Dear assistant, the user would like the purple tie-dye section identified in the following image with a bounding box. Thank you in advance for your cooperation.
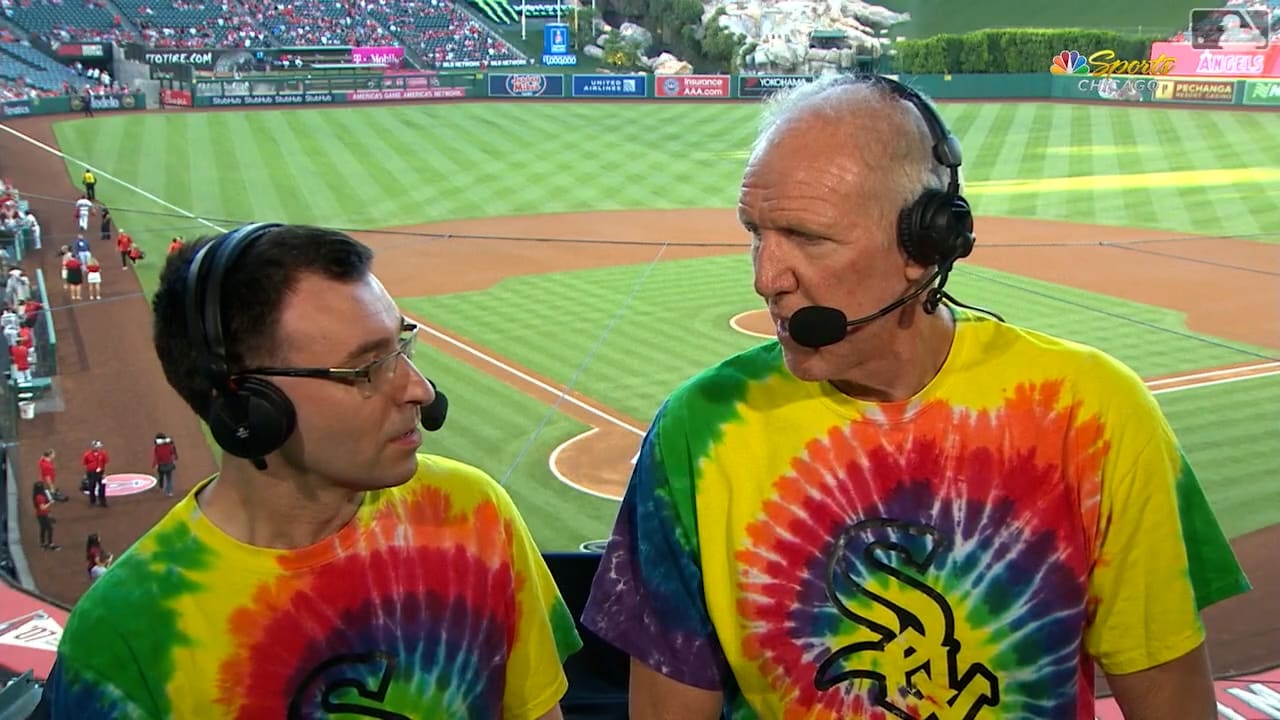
[582,425,731,691]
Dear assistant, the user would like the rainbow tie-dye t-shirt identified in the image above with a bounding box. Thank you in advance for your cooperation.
[45,454,582,719]
[583,310,1250,720]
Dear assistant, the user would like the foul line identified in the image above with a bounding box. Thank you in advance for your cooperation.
[0,122,648,439]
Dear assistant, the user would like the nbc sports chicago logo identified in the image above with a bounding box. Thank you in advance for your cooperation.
[1050,49,1176,76]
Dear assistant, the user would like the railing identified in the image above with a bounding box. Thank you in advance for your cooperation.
[32,269,55,378]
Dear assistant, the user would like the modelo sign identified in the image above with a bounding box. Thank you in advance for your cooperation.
[655,74,729,98]
[1148,41,1280,77]
[488,73,565,97]
[738,74,816,98]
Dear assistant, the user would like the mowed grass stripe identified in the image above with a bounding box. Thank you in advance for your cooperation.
[1087,108,1133,222]
[254,113,323,223]
[974,103,1041,218]
[278,110,347,225]
[1157,374,1280,538]
[1159,110,1229,232]
[402,254,760,420]
[1187,110,1256,234]
[1208,112,1277,236]
[323,111,419,228]
[186,115,225,223]
[158,117,192,223]
[1036,104,1073,219]
[951,265,1270,373]
[225,112,285,221]
[1111,108,1191,231]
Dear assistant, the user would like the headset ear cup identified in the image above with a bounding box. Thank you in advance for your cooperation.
[899,190,975,267]
[206,378,297,460]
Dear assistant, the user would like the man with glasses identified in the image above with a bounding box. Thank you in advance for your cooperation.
[41,224,582,720]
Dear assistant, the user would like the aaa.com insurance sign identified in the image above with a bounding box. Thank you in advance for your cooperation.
[655,74,730,98]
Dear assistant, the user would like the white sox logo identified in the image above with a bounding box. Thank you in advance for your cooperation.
[816,519,1000,720]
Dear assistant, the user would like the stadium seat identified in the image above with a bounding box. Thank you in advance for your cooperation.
[542,551,629,720]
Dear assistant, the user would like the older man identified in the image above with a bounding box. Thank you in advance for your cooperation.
[582,73,1249,720]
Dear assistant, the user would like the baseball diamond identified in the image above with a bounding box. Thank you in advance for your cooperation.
[1,24,1278,714]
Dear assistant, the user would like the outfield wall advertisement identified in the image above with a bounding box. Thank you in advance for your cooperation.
[571,74,648,98]
[655,74,730,98]
[1243,79,1280,106]
[1149,41,1280,78]
[1,92,146,117]
[488,74,566,98]
[36,72,1280,114]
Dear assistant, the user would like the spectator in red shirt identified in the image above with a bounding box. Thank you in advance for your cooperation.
[152,432,178,497]
[87,533,113,581]
[82,440,109,507]
[39,448,56,490]
[86,255,103,301]
[33,482,59,550]
[10,341,31,383]
[116,229,134,270]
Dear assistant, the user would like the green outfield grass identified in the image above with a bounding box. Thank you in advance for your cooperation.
[49,100,1280,550]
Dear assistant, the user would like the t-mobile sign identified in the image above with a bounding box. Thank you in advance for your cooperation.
[352,46,405,68]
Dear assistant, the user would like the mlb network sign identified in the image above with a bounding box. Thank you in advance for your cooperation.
[1244,79,1280,105]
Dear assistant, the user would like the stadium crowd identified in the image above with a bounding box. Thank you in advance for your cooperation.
[1,0,527,69]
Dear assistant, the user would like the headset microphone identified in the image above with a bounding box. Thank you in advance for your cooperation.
[421,379,448,431]
[787,270,941,349]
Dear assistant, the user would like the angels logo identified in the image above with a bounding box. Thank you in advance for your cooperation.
[102,473,158,497]
[505,74,548,96]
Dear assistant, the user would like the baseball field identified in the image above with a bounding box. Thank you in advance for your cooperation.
[3,95,1277,676]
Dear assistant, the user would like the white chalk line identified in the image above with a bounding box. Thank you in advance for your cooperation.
[728,309,773,339]
[1150,368,1280,395]
[1145,360,1280,387]
[0,122,648,441]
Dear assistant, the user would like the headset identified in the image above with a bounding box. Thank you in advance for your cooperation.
[184,222,446,467]
[185,222,295,464]
[873,77,974,275]
[853,73,999,319]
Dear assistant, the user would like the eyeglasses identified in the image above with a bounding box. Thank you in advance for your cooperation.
[237,322,420,398]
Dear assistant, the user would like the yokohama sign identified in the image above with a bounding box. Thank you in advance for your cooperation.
[1149,42,1280,78]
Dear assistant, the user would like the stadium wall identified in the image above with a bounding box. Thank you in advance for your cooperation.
[170,72,1280,107]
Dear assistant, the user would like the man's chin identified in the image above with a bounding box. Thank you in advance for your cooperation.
[779,345,831,383]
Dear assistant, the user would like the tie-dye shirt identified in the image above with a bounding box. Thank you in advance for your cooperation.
[46,454,582,719]
[583,310,1249,720]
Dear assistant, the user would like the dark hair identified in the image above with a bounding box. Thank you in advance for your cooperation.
[151,224,374,420]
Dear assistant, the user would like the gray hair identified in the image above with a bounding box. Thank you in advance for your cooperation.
[749,72,959,217]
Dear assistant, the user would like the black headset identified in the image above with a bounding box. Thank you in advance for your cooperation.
[184,222,447,467]
[185,222,297,463]
[857,74,975,271]
[843,73,1001,320]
